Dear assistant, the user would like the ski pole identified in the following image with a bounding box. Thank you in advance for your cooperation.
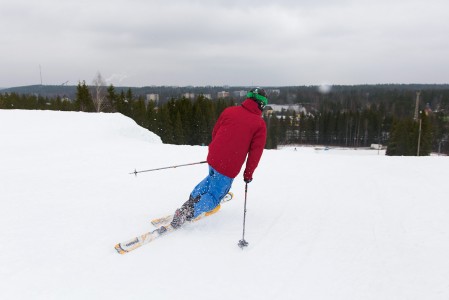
[238,182,249,249]
[130,161,207,176]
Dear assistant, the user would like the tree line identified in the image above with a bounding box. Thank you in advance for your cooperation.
[1,81,448,155]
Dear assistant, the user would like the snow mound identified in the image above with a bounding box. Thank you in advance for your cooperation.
[0,109,162,145]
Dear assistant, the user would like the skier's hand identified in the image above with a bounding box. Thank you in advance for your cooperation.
[244,178,252,183]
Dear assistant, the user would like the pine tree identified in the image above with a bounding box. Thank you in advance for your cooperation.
[418,111,432,156]
[177,97,193,144]
[116,90,132,117]
[173,111,185,144]
[191,101,204,145]
[146,100,158,134]
[265,113,279,149]
[386,116,432,156]
[132,97,147,128]
[157,106,174,144]
[75,81,93,112]
[106,85,117,112]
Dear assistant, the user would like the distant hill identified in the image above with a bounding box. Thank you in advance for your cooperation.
[0,84,254,102]
[1,85,78,99]
[2,83,449,105]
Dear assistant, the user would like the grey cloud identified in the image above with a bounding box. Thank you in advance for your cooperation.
[1,0,449,87]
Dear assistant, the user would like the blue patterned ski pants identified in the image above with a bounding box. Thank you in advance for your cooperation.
[190,165,233,218]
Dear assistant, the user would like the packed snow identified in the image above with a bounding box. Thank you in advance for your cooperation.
[1,109,449,300]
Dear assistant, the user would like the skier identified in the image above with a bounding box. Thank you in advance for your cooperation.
[170,87,268,228]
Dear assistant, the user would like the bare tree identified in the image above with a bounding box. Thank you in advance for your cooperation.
[92,72,108,112]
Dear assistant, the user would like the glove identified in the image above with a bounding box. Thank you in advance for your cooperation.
[244,178,252,183]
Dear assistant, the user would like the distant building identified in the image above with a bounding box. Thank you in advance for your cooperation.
[424,102,432,116]
[267,89,281,96]
[146,94,159,106]
[217,91,230,98]
[265,104,307,115]
[370,144,383,150]
[183,93,195,100]
[146,94,159,101]
[233,90,247,98]
[201,94,212,99]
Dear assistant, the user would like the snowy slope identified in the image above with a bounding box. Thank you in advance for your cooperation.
[1,109,449,300]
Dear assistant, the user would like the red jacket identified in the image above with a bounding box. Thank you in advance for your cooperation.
[207,99,267,180]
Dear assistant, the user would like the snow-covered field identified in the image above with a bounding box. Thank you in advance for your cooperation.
[1,109,449,300]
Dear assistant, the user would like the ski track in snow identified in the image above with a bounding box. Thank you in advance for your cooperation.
[1,110,449,300]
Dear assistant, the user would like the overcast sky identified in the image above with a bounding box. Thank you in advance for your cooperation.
[1,0,448,88]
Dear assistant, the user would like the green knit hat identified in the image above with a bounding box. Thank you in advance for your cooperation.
[247,87,268,110]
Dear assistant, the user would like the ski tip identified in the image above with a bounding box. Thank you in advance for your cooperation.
[114,243,128,255]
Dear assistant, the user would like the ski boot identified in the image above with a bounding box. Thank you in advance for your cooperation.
[170,196,199,229]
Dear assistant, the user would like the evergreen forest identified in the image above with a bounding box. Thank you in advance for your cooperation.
[1,82,449,156]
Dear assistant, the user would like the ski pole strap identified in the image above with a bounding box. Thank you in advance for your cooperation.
[130,161,207,176]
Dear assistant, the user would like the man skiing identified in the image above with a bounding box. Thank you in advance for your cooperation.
[170,87,268,228]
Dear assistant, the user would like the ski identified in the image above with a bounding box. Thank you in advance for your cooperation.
[115,192,234,254]
[150,192,233,227]
[115,225,175,254]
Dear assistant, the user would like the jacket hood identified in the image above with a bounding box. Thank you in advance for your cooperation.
[241,98,263,115]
